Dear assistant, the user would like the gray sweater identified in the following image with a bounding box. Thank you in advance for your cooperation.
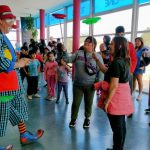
[67,50,104,86]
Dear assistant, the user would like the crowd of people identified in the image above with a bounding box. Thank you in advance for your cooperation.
[0,4,150,150]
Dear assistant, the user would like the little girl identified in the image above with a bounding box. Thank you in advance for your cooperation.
[56,58,71,104]
[44,52,58,100]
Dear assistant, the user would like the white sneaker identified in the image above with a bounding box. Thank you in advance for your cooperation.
[33,93,41,98]
[27,95,32,100]
[50,97,56,101]
[45,95,51,100]
[136,93,142,101]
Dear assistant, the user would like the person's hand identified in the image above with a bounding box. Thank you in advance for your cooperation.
[104,101,109,113]
[15,58,30,68]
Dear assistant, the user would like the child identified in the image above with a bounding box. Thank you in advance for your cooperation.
[19,46,30,82]
[56,58,71,104]
[26,50,41,100]
[44,52,58,100]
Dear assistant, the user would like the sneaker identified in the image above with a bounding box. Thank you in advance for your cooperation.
[33,93,41,98]
[45,95,51,100]
[83,118,90,128]
[145,108,150,113]
[27,95,32,100]
[136,93,142,101]
[69,119,76,128]
[20,129,44,145]
[0,145,13,150]
[50,97,56,101]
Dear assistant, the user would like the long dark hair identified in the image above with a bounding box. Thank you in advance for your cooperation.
[113,36,130,65]
[57,43,64,53]
[103,35,111,50]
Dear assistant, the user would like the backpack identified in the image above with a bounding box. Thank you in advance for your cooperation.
[140,46,150,67]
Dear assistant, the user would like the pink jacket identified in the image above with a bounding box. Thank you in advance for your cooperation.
[94,81,134,115]
[44,61,58,80]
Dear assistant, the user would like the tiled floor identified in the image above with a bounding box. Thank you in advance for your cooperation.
[0,75,150,150]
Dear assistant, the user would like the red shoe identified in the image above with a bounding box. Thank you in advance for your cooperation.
[0,144,13,150]
[20,129,44,145]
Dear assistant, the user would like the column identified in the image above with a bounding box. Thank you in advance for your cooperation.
[72,0,80,52]
[131,0,139,43]
[40,9,45,40]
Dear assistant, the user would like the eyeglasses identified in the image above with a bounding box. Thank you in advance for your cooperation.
[5,19,15,25]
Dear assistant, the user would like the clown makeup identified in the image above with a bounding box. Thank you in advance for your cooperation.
[0,18,15,34]
[5,18,15,25]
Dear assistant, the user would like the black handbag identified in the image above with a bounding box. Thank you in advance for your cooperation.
[84,51,97,76]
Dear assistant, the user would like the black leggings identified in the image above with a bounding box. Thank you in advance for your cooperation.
[107,114,126,150]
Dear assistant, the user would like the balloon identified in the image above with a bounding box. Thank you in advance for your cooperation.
[52,13,66,19]
[82,17,101,25]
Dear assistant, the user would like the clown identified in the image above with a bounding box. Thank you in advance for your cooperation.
[0,5,44,150]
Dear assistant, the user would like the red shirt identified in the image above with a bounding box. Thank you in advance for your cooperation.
[128,42,137,73]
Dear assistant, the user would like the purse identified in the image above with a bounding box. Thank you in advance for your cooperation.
[84,51,97,76]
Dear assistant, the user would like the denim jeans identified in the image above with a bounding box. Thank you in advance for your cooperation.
[107,114,126,150]
[57,82,68,101]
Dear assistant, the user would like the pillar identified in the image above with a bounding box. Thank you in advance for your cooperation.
[40,9,45,40]
[72,0,80,52]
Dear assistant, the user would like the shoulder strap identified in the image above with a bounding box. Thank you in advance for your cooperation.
[3,34,16,62]
[84,50,87,62]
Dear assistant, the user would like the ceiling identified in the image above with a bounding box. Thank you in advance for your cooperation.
[0,0,72,17]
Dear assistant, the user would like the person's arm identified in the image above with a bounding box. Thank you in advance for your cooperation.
[104,77,119,112]
[44,63,48,81]
[61,59,72,72]
[64,52,78,63]
[92,52,108,73]
[128,42,137,73]
[0,38,30,72]
[14,58,30,69]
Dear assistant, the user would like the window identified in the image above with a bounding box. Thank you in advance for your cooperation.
[138,5,150,31]
[66,37,73,53]
[93,9,132,35]
[138,0,150,5]
[67,22,73,37]
[94,0,133,14]
[49,24,64,39]
[48,9,65,26]
[66,0,90,21]
[80,20,90,36]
